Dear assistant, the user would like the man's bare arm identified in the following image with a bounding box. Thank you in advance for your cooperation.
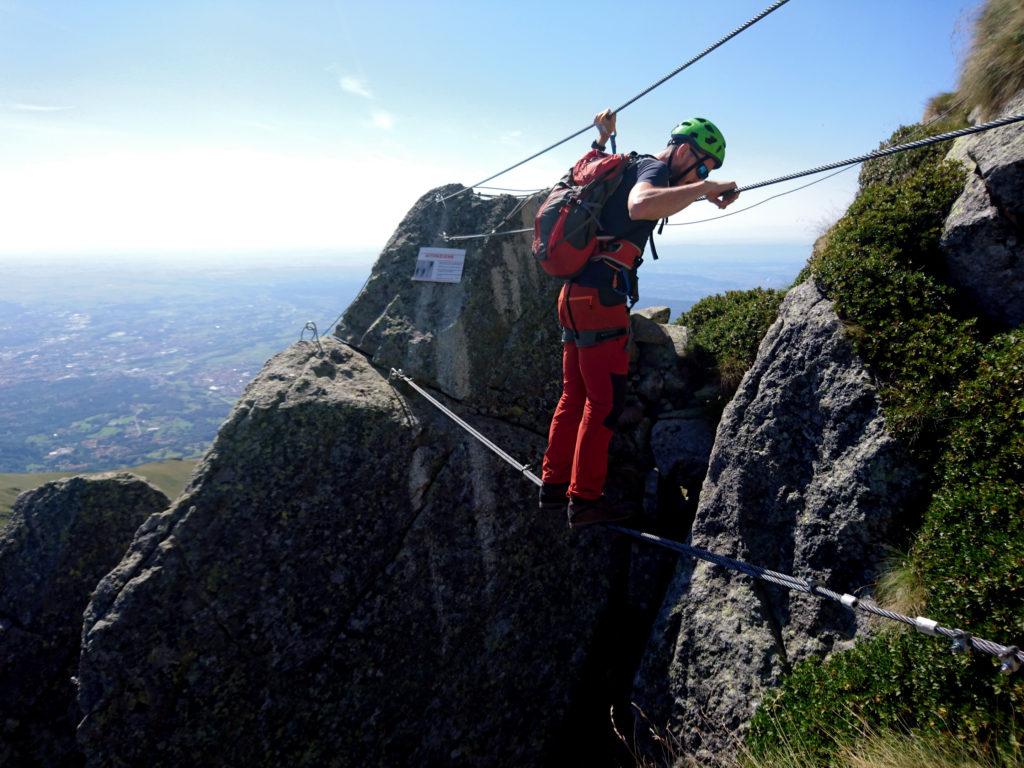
[627,179,739,221]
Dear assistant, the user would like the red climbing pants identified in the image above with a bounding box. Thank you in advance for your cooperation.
[542,332,629,501]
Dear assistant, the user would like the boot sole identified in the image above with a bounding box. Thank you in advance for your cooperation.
[568,511,632,529]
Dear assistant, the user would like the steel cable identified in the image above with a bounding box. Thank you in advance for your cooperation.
[442,112,1024,242]
[667,92,972,227]
[710,113,1024,200]
[389,369,539,481]
[437,0,792,204]
[389,367,1024,671]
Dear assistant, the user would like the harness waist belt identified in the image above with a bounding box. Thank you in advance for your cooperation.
[561,326,628,347]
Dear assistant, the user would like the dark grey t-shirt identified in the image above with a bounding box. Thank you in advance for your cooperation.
[597,155,669,251]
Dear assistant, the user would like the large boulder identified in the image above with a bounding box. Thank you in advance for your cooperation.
[632,280,918,762]
[0,474,169,768]
[336,185,560,430]
[77,192,623,767]
[941,90,1024,328]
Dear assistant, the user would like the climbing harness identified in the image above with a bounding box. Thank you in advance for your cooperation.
[387,367,1024,672]
[436,0,792,204]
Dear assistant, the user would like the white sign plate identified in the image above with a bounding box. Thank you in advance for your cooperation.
[412,247,466,284]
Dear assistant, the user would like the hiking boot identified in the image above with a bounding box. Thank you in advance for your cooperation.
[538,482,570,511]
[567,495,632,529]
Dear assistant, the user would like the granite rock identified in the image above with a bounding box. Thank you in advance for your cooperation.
[77,340,620,767]
[632,281,918,763]
[335,186,561,432]
[0,474,168,768]
[634,306,671,324]
[942,90,1024,328]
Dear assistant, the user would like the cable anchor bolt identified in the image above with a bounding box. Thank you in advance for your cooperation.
[803,576,819,594]
[300,321,324,356]
[950,629,972,655]
[998,646,1021,675]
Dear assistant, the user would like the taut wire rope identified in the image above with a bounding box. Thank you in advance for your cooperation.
[437,0,793,204]
[387,367,1024,673]
[440,112,1024,242]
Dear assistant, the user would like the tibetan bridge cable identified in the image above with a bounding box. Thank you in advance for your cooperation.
[442,112,1024,243]
[387,367,1024,674]
[680,111,1024,205]
[436,0,792,205]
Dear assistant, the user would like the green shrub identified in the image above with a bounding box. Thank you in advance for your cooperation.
[913,331,1024,638]
[677,287,786,392]
[959,0,1024,119]
[751,627,1022,764]
[815,158,975,464]
[858,118,968,191]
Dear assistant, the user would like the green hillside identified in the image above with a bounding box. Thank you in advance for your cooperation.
[0,457,198,527]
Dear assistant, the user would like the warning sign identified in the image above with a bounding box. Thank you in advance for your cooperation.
[412,247,466,284]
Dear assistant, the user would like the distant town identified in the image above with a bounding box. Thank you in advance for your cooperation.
[0,257,365,472]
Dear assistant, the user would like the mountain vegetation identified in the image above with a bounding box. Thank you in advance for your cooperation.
[676,287,786,394]
[742,3,1024,759]
[958,0,1024,119]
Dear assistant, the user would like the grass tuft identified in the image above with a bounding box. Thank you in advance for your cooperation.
[875,549,928,618]
[958,0,1024,119]
[745,717,1022,768]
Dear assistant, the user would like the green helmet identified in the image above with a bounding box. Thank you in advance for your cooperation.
[669,117,726,169]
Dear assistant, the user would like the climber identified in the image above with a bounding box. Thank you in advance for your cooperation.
[539,110,740,528]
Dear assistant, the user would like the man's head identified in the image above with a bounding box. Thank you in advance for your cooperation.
[662,117,726,185]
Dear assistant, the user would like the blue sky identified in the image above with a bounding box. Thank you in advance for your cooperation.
[0,0,981,257]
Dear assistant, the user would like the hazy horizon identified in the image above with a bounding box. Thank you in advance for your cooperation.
[0,238,810,473]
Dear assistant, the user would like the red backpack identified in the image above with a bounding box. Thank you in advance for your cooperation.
[532,150,634,279]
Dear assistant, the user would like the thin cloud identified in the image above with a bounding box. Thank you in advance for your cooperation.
[339,75,373,99]
[371,111,395,130]
[8,102,73,112]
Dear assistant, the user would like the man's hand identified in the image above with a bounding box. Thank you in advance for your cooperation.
[593,109,617,144]
[705,181,740,210]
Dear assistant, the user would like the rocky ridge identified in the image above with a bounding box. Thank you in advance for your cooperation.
[19,100,1017,764]
[71,182,727,766]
